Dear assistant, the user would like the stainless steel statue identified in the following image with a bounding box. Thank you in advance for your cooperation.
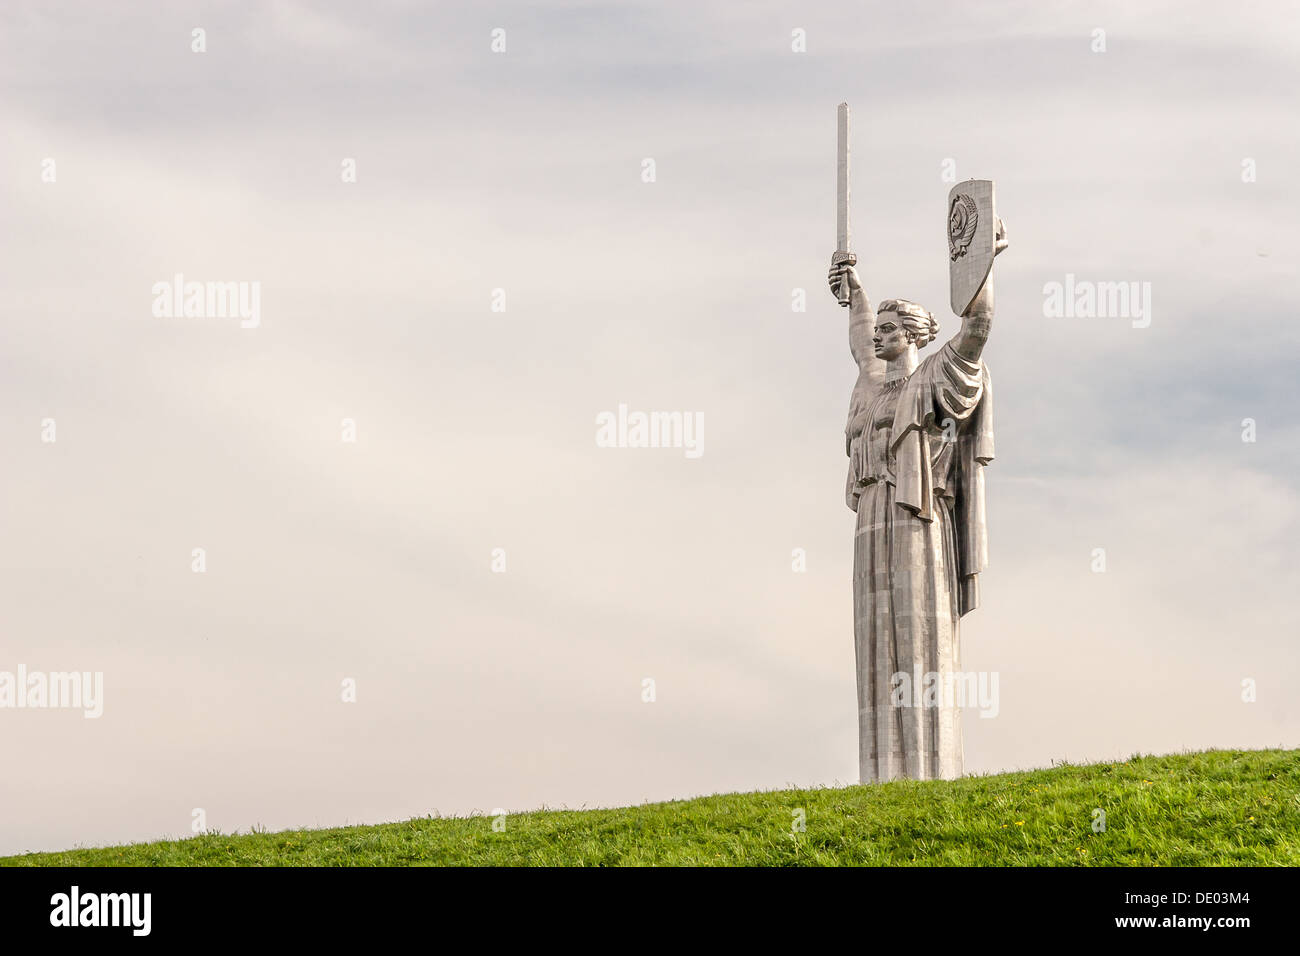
[828,103,1007,783]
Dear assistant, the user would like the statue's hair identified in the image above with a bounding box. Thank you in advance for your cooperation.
[878,298,940,349]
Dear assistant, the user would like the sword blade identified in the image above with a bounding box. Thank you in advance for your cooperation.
[836,102,850,252]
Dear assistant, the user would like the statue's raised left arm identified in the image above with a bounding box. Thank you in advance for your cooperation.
[950,218,1007,363]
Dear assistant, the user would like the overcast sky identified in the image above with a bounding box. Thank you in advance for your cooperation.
[1,0,1298,856]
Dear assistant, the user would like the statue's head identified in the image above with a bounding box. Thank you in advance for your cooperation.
[874,299,939,360]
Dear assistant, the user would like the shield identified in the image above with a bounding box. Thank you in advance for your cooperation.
[947,179,996,317]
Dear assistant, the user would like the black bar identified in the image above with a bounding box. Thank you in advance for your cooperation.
[0,865,1279,943]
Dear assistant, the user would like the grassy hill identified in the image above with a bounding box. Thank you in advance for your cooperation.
[4,749,1296,866]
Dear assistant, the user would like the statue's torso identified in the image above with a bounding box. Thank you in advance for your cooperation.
[858,380,905,486]
[847,343,992,527]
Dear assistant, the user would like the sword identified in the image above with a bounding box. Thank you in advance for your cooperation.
[834,102,856,307]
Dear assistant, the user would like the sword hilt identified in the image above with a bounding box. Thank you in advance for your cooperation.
[833,250,857,307]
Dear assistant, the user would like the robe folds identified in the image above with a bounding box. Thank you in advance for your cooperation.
[846,341,994,783]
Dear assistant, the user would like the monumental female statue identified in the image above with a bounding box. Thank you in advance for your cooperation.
[827,120,1007,782]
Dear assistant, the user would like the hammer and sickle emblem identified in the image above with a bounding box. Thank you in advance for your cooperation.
[948,193,978,261]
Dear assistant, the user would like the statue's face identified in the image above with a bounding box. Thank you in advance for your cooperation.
[873,311,912,361]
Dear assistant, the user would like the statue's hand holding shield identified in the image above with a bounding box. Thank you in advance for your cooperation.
[948,180,1007,317]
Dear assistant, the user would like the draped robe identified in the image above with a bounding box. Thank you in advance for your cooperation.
[846,325,994,783]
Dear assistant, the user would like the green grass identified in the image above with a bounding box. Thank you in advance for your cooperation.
[5,749,1297,866]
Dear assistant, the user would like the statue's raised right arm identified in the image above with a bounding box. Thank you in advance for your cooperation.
[827,258,883,455]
